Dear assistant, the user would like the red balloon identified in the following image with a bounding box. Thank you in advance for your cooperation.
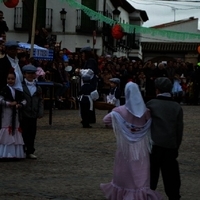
[111,24,124,40]
[3,0,19,8]
[197,46,200,54]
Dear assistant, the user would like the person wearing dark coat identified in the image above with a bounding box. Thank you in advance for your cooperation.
[78,71,95,128]
[146,77,183,200]
[20,65,44,159]
[80,47,98,123]
[191,63,200,105]
[0,41,23,92]
[0,11,9,35]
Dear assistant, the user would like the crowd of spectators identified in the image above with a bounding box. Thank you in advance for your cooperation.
[0,23,200,106]
[1,36,200,106]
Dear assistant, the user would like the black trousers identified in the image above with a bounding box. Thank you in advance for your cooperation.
[150,145,181,200]
[21,118,37,155]
[89,107,96,123]
[80,101,90,127]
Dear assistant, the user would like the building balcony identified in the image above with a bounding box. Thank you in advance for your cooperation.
[14,7,53,32]
[76,9,113,34]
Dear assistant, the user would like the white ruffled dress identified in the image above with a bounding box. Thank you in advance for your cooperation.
[0,96,25,159]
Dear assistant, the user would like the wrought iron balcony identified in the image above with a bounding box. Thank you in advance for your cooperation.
[14,7,53,31]
[76,9,112,34]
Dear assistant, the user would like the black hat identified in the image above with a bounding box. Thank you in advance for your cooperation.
[22,64,37,73]
[80,46,91,52]
[155,77,172,93]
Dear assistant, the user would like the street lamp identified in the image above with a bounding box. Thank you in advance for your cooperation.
[112,8,121,22]
[60,8,67,32]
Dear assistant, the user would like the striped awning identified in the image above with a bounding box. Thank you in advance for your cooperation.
[141,42,200,52]
[18,42,54,60]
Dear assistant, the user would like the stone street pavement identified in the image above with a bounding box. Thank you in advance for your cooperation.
[0,106,199,200]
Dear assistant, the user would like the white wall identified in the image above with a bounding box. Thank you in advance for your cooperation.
[141,19,200,43]
[0,0,142,57]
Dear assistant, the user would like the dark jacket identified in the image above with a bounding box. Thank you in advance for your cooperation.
[0,85,24,102]
[0,56,13,91]
[78,83,94,103]
[146,96,183,149]
[0,86,25,129]
[21,81,44,118]
[83,58,98,90]
[109,87,121,99]
[0,20,9,35]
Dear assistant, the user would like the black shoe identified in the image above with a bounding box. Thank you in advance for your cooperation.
[83,125,92,128]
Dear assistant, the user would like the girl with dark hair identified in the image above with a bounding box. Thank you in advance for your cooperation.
[0,70,26,159]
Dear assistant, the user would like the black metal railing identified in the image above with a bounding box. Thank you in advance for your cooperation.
[14,7,53,31]
[76,9,106,33]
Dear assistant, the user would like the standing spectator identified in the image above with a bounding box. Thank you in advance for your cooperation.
[0,11,9,36]
[100,68,113,96]
[80,46,98,123]
[166,60,176,81]
[155,62,167,77]
[78,70,95,128]
[0,41,23,92]
[144,61,156,97]
[53,61,69,102]
[146,77,183,200]
[106,78,121,107]
[80,46,98,89]
[21,65,44,159]
[29,28,46,47]
[137,70,146,97]
[0,70,26,159]
[0,39,5,58]
[172,74,183,103]
[100,81,162,200]
[192,63,200,105]
[73,53,81,69]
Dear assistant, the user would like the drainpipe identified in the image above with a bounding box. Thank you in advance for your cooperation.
[102,0,106,55]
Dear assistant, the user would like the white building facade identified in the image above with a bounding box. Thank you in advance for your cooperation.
[0,0,148,58]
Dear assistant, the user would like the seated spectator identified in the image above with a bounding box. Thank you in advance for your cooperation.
[100,68,113,96]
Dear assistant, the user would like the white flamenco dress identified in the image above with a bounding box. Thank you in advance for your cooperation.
[0,96,25,159]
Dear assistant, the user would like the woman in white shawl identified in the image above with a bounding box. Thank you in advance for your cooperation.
[100,81,163,200]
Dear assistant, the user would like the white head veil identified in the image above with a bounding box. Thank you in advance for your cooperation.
[125,82,146,118]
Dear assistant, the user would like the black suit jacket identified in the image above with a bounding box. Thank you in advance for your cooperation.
[0,20,9,35]
[0,56,14,91]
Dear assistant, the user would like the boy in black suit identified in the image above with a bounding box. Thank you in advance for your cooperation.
[20,65,43,159]
[78,69,95,128]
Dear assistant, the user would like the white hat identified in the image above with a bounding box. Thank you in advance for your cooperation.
[65,66,72,72]
[80,69,94,81]
[109,78,120,84]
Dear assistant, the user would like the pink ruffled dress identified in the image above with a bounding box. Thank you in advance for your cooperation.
[100,105,163,200]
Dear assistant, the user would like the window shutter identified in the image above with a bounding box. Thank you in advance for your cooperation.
[81,0,96,31]
[22,0,46,31]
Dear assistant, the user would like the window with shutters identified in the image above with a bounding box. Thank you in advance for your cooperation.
[77,0,97,33]
[14,0,47,31]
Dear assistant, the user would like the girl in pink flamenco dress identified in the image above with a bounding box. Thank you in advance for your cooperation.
[100,81,163,200]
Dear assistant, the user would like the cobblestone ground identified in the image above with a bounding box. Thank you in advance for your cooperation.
[0,105,199,200]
